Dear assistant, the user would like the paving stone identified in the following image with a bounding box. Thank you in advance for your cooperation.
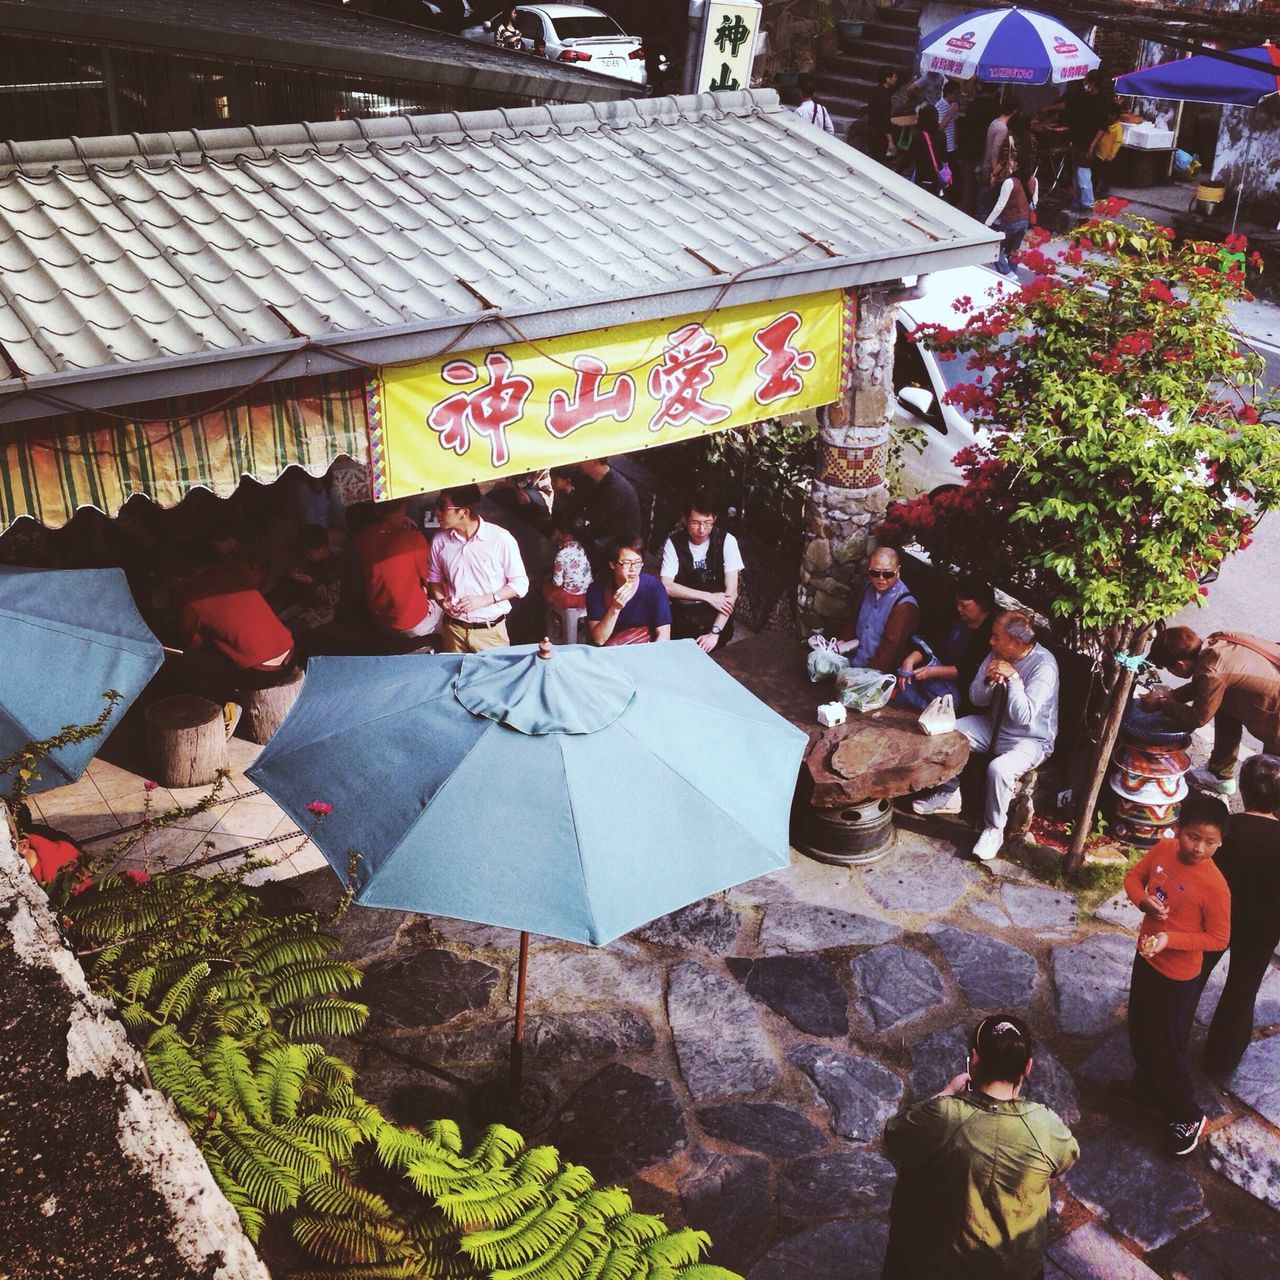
[553,1063,688,1181]
[1051,933,1134,1036]
[905,1021,1080,1125]
[697,1101,826,1157]
[411,915,522,951]
[1165,1227,1280,1280]
[1045,1221,1162,1280]
[668,960,778,1102]
[1094,890,1143,929]
[726,955,850,1036]
[1063,1127,1207,1251]
[631,897,743,952]
[787,1044,903,1142]
[1074,1028,1227,1120]
[678,1151,772,1274]
[776,1150,895,1222]
[968,896,1012,928]
[861,836,980,914]
[747,1218,889,1280]
[926,924,1038,1010]
[1195,954,1280,1029]
[757,902,900,954]
[1227,1033,1280,1126]
[1206,1115,1280,1212]
[1001,883,1079,932]
[417,1010,654,1067]
[282,869,413,959]
[362,949,498,1028]
[511,945,664,1012]
[849,944,946,1031]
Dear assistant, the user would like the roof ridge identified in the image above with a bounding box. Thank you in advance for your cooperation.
[0,90,779,179]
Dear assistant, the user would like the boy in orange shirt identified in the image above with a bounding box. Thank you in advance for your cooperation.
[1123,792,1231,1156]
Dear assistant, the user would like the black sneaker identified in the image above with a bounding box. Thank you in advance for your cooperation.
[1168,1115,1207,1157]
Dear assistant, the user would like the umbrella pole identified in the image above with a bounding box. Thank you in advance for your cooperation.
[1230,126,1255,235]
[510,930,530,1095]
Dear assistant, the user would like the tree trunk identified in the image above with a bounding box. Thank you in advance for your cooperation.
[1063,621,1154,878]
[145,695,227,789]
[242,666,304,746]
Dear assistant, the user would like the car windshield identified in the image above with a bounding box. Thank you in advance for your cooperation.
[551,15,625,38]
[931,332,1015,394]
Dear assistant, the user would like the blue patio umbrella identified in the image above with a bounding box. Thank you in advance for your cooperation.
[1116,43,1280,232]
[0,566,164,797]
[249,639,807,1089]
[917,7,1099,85]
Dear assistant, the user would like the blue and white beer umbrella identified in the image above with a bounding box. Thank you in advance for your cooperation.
[918,7,1100,86]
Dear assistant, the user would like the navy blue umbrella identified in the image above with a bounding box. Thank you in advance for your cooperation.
[0,566,164,797]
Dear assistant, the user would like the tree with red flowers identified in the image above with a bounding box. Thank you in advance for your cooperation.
[883,206,1280,875]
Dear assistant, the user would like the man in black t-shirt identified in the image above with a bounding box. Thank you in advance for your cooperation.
[856,66,902,165]
[1062,72,1108,213]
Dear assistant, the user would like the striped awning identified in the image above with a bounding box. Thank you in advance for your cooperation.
[0,373,369,530]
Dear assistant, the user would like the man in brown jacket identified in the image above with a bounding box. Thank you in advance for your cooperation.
[1144,626,1280,795]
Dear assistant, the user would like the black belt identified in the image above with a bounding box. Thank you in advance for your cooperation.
[446,616,503,630]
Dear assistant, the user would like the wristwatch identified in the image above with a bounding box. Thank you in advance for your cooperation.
[710,625,723,635]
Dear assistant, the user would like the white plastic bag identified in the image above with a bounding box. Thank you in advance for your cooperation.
[835,666,897,714]
[807,648,851,683]
[918,693,957,736]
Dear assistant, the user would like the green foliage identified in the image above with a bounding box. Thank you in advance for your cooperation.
[63,864,742,1279]
[884,212,1280,641]
[0,689,122,805]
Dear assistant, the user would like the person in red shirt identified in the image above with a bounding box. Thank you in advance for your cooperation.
[13,805,91,893]
[355,501,440,638]
[1122,792,1231,1156]
[175,542,295,707]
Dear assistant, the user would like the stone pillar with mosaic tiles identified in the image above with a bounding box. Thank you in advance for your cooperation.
[798,285,895,633]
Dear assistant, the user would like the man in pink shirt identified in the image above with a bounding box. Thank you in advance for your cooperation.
[428,486,529,653]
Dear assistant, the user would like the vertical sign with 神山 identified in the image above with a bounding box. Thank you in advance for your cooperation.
[685,0,762,94]
[365,291,854,500]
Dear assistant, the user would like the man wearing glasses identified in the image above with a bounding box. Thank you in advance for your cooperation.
[839,546,920,673]
[586,535,671,646]
[660,491,743,654]
[428,486,528,653]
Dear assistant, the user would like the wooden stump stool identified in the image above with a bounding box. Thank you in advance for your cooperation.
[242,665,305,745]
[145,695,227,788]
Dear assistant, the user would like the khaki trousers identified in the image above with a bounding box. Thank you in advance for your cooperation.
[440,617,509,653]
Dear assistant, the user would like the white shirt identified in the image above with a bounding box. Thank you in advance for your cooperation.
[427,518,528,623]
[793,100,835,135]
[660,531,745,581]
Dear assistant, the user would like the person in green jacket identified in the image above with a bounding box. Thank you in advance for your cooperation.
[881,1014,1079,1279]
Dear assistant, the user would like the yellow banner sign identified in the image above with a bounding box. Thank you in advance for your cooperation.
[366,291,852,499]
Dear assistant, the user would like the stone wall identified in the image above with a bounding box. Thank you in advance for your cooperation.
[797,285,897,633]
[0,811,268,1280]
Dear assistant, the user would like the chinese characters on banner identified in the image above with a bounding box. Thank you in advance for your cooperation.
[692,0,762,94]
[366,291,852,500]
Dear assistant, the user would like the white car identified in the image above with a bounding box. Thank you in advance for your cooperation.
[463,4,648,84]
[891,265,1017,499]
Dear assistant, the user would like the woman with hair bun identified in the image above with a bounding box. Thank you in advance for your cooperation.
[882,1014,1078,1278]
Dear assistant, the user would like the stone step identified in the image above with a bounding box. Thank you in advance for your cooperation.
[844,28,919,57]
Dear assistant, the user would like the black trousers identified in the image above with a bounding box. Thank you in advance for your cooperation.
[670,600,734,644]
[177,647,294,706]
[1128,955,1201,1123]
[1198,933,1279,1076]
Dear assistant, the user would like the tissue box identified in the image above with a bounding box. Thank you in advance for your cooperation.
[817,702,847,727]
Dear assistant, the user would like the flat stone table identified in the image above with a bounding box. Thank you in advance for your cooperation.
[715,630,968,864]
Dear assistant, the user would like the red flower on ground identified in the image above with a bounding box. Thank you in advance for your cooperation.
[122,869,150,885]
[142,779,158,792]
[307,800,333,816]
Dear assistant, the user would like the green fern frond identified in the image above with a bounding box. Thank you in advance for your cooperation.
[641,1228,714,1268]
[460,1198,583,1267]
[251,1124,330,1184]
[575,1187,635,1222]
[488,1220,611,1280]
[467,1124,526,1168]
[143,1042,219,1118]
[540,1163,596,1202]
[214,1126,303,1215]
[602,1212,668,1246]
[301,1172,394,1220]
[124,964,157,1003]
[256,1042,310,1122]
[243,930,341,971]
[508,1144,563,1184]
[283,1113,364,1162]
[118,1000,154,1030]
[672,1266,744,1279]
[291,1214,406,1265]
[284,997,369,1040]
[203,1036,268,1126]
[264,958,363,1008]
[421,1117,464,1153]
[155,958,213,1022]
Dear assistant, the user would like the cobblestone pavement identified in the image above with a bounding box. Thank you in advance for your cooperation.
[280,829,1280,1280]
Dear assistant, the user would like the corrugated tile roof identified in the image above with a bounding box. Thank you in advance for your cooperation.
[0,90,999,422]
